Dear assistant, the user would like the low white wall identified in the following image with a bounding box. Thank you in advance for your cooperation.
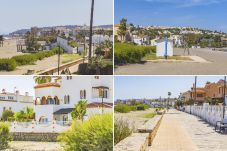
[183,104,226,126]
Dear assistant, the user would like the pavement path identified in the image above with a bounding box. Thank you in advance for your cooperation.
[150,109,227,151]
[115,48,227,75]
[6,141,63,151]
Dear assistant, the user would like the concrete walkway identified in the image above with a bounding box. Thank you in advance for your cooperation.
[150,109,198,151]
[150,109,227,151]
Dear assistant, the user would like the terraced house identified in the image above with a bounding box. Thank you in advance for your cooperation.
[181,79,227,103]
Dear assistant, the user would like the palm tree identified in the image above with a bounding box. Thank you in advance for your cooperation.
[34,76,52,84]
[25,107,34,120]
[118,18,127,41]
[0,35,3,47]
[89,0,95,60]
[71,100,87,122]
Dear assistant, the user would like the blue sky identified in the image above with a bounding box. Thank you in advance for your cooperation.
[0,0,113,34]
[114,76,225,99]
[115,0,227,32]
[0,76,35,98]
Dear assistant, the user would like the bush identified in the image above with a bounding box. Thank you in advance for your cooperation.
[12,48,63,66]
[1,110,14,121]
[58,114,113,151]
[114,43,156,65]
[114,118,133,145]
[114,104,132,113]
[0,59,17,71]
[0,122,12,150]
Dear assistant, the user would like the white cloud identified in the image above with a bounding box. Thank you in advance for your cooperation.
[144,0,226,7]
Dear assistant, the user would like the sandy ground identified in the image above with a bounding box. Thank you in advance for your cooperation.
[6,141,63,151]
[0,39,84,75]
[0,39,24,58]
[115,109,155,131]
[115,48,227,75]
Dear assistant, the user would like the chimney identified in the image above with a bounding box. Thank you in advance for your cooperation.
[25,92,29,96]
[15,90,19,95]
[2,89,6,93]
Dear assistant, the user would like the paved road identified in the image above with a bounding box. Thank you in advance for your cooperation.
[150,109,227,151]
[115,48,227,75]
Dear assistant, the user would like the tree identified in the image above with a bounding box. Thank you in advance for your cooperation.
[0,35,3,47]
[1,110,14,121]
[34,76,52,84]
[14,107,34,122]
[0,122,12,150]
[25,31,40,51]
[118,18,128,41]
[71,100,87,121]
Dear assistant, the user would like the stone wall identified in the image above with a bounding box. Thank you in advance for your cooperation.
[12,132,59,142]
[115,113,164,151]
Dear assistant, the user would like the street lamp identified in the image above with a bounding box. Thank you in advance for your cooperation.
[89,0,95,60]
[223,76,226,119]
[58,44,61,75]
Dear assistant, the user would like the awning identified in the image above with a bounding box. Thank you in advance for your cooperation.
[53,108,74,115]
[92,86,109,89]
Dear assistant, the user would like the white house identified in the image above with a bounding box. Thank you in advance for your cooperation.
[156,38,173,57]
[0,89,33,119]
[57,37,84,53]
[34,76,113,123]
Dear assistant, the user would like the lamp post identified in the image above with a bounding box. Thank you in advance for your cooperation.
[165,37,168,60]
[89,0,95,60]
[58,44,61,75]
[223,76,226,119]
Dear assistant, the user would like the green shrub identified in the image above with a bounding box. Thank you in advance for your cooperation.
[1,110,14,121]
[0,122,12,150]
[58,114,113,151]
[136,104,150,110]
[0,59,17,71]
[114,118,133,145]
[114,43,156,65]
[12,48,63,66]
[114,104,132,113]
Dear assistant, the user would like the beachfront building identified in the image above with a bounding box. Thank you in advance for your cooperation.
[0,89,33,119]
[57,37,84,54]
[156,38,173,57]
[34,76,113,123]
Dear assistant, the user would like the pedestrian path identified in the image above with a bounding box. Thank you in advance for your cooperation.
[150,109,198,151]
[150,109,227,151]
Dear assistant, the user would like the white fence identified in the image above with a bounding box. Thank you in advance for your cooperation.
[10,121,70,133]
[183,104,227,126]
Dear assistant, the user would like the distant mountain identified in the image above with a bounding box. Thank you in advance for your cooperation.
[9,24,113,35]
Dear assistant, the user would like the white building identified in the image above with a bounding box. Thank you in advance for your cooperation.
[156,38,173,57]
[34,76,113,123]
[0,89,33,119]
[57,37,84,53]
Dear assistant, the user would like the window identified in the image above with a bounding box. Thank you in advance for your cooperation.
[80,90,86,99]
[64,95,70,104]
[197,94,204,97]
[0,97,5,100]
[99,89,108,98]
[67,76,72,80]
[8,96,14,100]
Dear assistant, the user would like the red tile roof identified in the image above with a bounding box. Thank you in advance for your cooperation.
[34,83,60,89]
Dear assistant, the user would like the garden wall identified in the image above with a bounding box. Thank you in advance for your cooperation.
[11,132,59,142]
[115,114,164,151]
[183,104,227,126]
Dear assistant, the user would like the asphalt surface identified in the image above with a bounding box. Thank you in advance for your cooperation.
[115,48,227,75]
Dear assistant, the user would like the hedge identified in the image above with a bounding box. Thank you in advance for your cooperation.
[0,47,63,71]
[12,48,63,65]
[0,58,17,71]
[114,43,156,65]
